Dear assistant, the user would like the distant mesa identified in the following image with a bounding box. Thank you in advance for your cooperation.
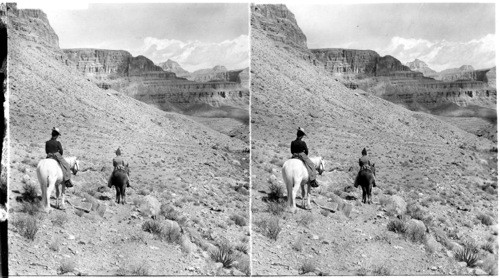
[158,59,190,78]
[406,59,437,76]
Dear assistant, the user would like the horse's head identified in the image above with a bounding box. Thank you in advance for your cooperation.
[68,157,80,175]
[125,163,130,176]
[315,157,326,175]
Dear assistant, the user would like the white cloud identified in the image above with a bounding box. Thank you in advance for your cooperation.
[377,34,495,71]
[131,35,249,72]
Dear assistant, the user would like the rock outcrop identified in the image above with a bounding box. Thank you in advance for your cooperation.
[250,4,307,49]
[158,59,190,78]
[406,59,437,76]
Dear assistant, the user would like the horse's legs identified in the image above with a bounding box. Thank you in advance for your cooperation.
[60,184,66,209]
[46,178,56,213]
[291,181,301,213]
[300,183,306,209]
[367,183,373,204]
[306,184,312,209]
[55,183,61,209]
[122,186,126,205]
[115,186,120,204]
[41,180,49,213]
[361,185,367,204]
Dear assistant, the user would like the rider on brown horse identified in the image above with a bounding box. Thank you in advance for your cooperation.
[108,148,130,188]
[355,147,376,187]
[45,127,74,188]
[290,127,319,188]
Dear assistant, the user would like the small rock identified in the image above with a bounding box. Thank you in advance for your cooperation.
[431,266,437,271]
[312,234,319,240]
[458,262,468,268]
[68,235,75,240]
[361,254,367,258]
[474,269,488,275]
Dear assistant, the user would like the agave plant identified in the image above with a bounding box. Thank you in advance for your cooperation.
[455,244,480,267]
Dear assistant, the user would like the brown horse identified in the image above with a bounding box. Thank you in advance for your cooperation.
[110,165,130,204]
[355,164,376,204]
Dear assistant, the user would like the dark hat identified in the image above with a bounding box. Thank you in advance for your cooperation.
[362,148,367,155]
[115,148,122,156]
[52,127,60,136]
[297,127,306,137]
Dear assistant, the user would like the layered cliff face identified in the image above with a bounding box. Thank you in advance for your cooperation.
[62,48,248,116]
[64,49,163,78]
[250,4,307,49]
[158,59,190,78]
[7,4,59,50]
[311,48,414,77]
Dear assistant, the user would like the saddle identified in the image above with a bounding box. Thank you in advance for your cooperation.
[46,153,58,161]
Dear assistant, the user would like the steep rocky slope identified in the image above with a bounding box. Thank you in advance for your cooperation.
[7,4,249,276]
[251,4,497,276]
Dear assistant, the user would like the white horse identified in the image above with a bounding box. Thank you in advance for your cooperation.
[36,156,79,213]
[282,156,325,213]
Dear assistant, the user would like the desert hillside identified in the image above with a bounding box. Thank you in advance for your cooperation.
[7,4,249,276]
[251,4,497,276]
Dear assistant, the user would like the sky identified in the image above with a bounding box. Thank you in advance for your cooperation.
[287,3,495,71]
[40,3,249,72]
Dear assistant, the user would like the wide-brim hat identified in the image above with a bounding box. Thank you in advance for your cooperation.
[52,127,60,136]
[297,127,306,136]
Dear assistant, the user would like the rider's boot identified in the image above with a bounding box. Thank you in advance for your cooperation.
[310,179,319,188]
[65,179,74,188]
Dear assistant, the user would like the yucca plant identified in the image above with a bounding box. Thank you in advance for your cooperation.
[455,244,480,267]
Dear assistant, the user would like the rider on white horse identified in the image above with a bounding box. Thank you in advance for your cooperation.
[290,127,319,188]
[108,148,130,188]
[45,127,74,188]
[354,147,376,187]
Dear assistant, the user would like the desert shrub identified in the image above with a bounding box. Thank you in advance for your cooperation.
[477,213,494,226]
[387,219,406,234]
[235,255,251,276]
[137,188,150,196]
[299,259,317,275]
[357,267,369,276]
[131,263,149,276]
[268,183,284,202]
[267,201,286,216]
[58,258,76,274]
[424,239,438,254]
[230,214,247,227]
[235,243,248,254]
[455,244,480,267]
[161,222,182,244]
[481,242,495,254]
[481,255,499,275]
[22,182,38,203]
[256,217,281,241]
[51,212,68,227]
[372,265,391,276]
[210,240,236,268]
[292,238,303,252]
[21,201,40,215]
[13,215,39,241]
[142,219,163,235]
[297,213,314,227]
[160,204,180,219]
[405,223,427,244]
[49,240,60,252]
[407,203,426,220]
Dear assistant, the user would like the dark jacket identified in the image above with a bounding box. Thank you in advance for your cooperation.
[113,156,125,169]
[291,138,308,155]
[359,155,371,168]
[45,138,63,155]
